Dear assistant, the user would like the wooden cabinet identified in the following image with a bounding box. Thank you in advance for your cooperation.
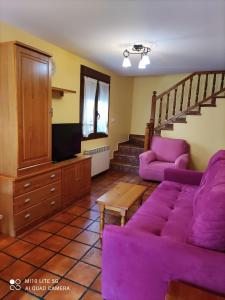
[0,156,91,236]
[0,41,92,236]
[16,46,51,169]
[0,41,51,177]
[62,159,91,207]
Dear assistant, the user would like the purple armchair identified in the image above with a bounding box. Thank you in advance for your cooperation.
[139,136,189,181]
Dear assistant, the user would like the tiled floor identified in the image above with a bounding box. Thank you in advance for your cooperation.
[0,170,157,300]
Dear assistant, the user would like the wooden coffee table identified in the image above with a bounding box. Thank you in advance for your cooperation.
[96,182,148,237]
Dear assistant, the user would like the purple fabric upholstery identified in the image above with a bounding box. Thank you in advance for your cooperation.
[102,150,225,300]
[139,136,189,181]
[190,151,225,251]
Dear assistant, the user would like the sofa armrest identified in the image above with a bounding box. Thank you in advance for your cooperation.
[164,168,203,185]
[139,150,156,164]
[102,225,225,300]
[175,153,189,169]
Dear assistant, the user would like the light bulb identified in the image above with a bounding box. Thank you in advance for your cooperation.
[122,57,131,68]
[138,57,146,69]
[142,54,150,65]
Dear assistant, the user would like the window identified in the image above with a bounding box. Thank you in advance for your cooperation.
[80,65,110,140]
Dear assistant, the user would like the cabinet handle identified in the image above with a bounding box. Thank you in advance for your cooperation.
[50,174,56,178]
[24,213,31,219]
[50,201,56,206]
[24,198,31,204]
[50,187,56,192]
[24,182,31,188]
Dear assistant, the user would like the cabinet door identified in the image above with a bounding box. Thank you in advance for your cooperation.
[79,159,91,195]
[16,46,51,169]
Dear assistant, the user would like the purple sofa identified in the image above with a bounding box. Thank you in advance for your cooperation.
[139,136,189,181]
[102,150,225,300]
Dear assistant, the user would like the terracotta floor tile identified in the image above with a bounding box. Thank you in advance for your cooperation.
[90,273,101,292]
[81,210,100,221]
[45,278,86,300]
[40,235,70,252]
[20,229,52,245]
[87,221,100,233]
[82,247,102,268]
[76,199,95,209]
[70,217,93,229]
[94,239,102,249]
[60,241,91,260]
[0,252,15,271]
[0,260,36,282]
[75,230,99,246]
[0,235,17,250]
[42,253,77,276]
[21,246,55,267]
[3,240,35,258]
[81,290,102,300]
[4,290,38,300]
[38,221,65,233]
[51,212,76,224]
[57,225,82,239]
[66,205,87,216]
[0,278,10,298]
[65,261,100,287]
[22,269,60,297]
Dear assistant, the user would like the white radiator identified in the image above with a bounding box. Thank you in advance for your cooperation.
[84,145,110,176]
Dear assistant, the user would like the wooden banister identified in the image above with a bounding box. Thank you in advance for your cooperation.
[144,70,225,151]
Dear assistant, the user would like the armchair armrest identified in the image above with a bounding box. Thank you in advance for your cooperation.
[175,153,189,169]
[164,168,203,185]
[139,150,156,164]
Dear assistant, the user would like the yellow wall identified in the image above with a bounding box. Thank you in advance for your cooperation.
[0,21,133,157]
[162,99,225,170]
[130,74,189,134]
[130,74,225,170]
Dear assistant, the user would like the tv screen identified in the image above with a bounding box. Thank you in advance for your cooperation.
[52,123,82,162]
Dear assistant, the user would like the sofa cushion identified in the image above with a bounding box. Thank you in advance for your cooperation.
[126,181,198,243]
[151,136,188,162]
[190,159,225,251]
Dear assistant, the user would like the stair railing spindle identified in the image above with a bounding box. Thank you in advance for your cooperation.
[187,77,193,108]
[180,83,185,111]
[212,73,216,95]
[158,97,163,124]
[203,74,208,99]
[173,88,177,115]
[166,93,170,120]
[220,73,225,90]
[195,74,201,104]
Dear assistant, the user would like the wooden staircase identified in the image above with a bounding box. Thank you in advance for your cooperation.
[144,71,225,149]
[110,134,144,174]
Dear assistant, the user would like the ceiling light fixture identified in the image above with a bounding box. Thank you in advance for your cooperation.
[122,44,151,69]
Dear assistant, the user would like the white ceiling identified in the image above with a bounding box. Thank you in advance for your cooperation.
[0,0,225,76]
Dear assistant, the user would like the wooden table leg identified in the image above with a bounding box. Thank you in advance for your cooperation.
[121,210,126,226]
[99,205,105,238]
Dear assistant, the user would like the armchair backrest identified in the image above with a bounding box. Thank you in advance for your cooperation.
[151,136,188,162]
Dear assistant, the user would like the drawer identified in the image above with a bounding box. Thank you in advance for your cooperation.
[43,196,61,215]
[14,202,43,229]
[14,169,61,196]
[14,181,61,213]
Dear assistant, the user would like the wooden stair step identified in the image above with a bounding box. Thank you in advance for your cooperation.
[200,103,216,107]
[110,160,139,174]
[172,117,187,123]
[186,111,201,115]
[161,123,174,131]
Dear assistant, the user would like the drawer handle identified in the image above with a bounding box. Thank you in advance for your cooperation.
[24,213,31,219]
[24,182,31,188]
[50,174,56,178]
[50,201,56,206]
[24,198,31,204]
[50,187,56,192]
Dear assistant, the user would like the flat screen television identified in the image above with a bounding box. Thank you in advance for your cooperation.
[52,123,82,162]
